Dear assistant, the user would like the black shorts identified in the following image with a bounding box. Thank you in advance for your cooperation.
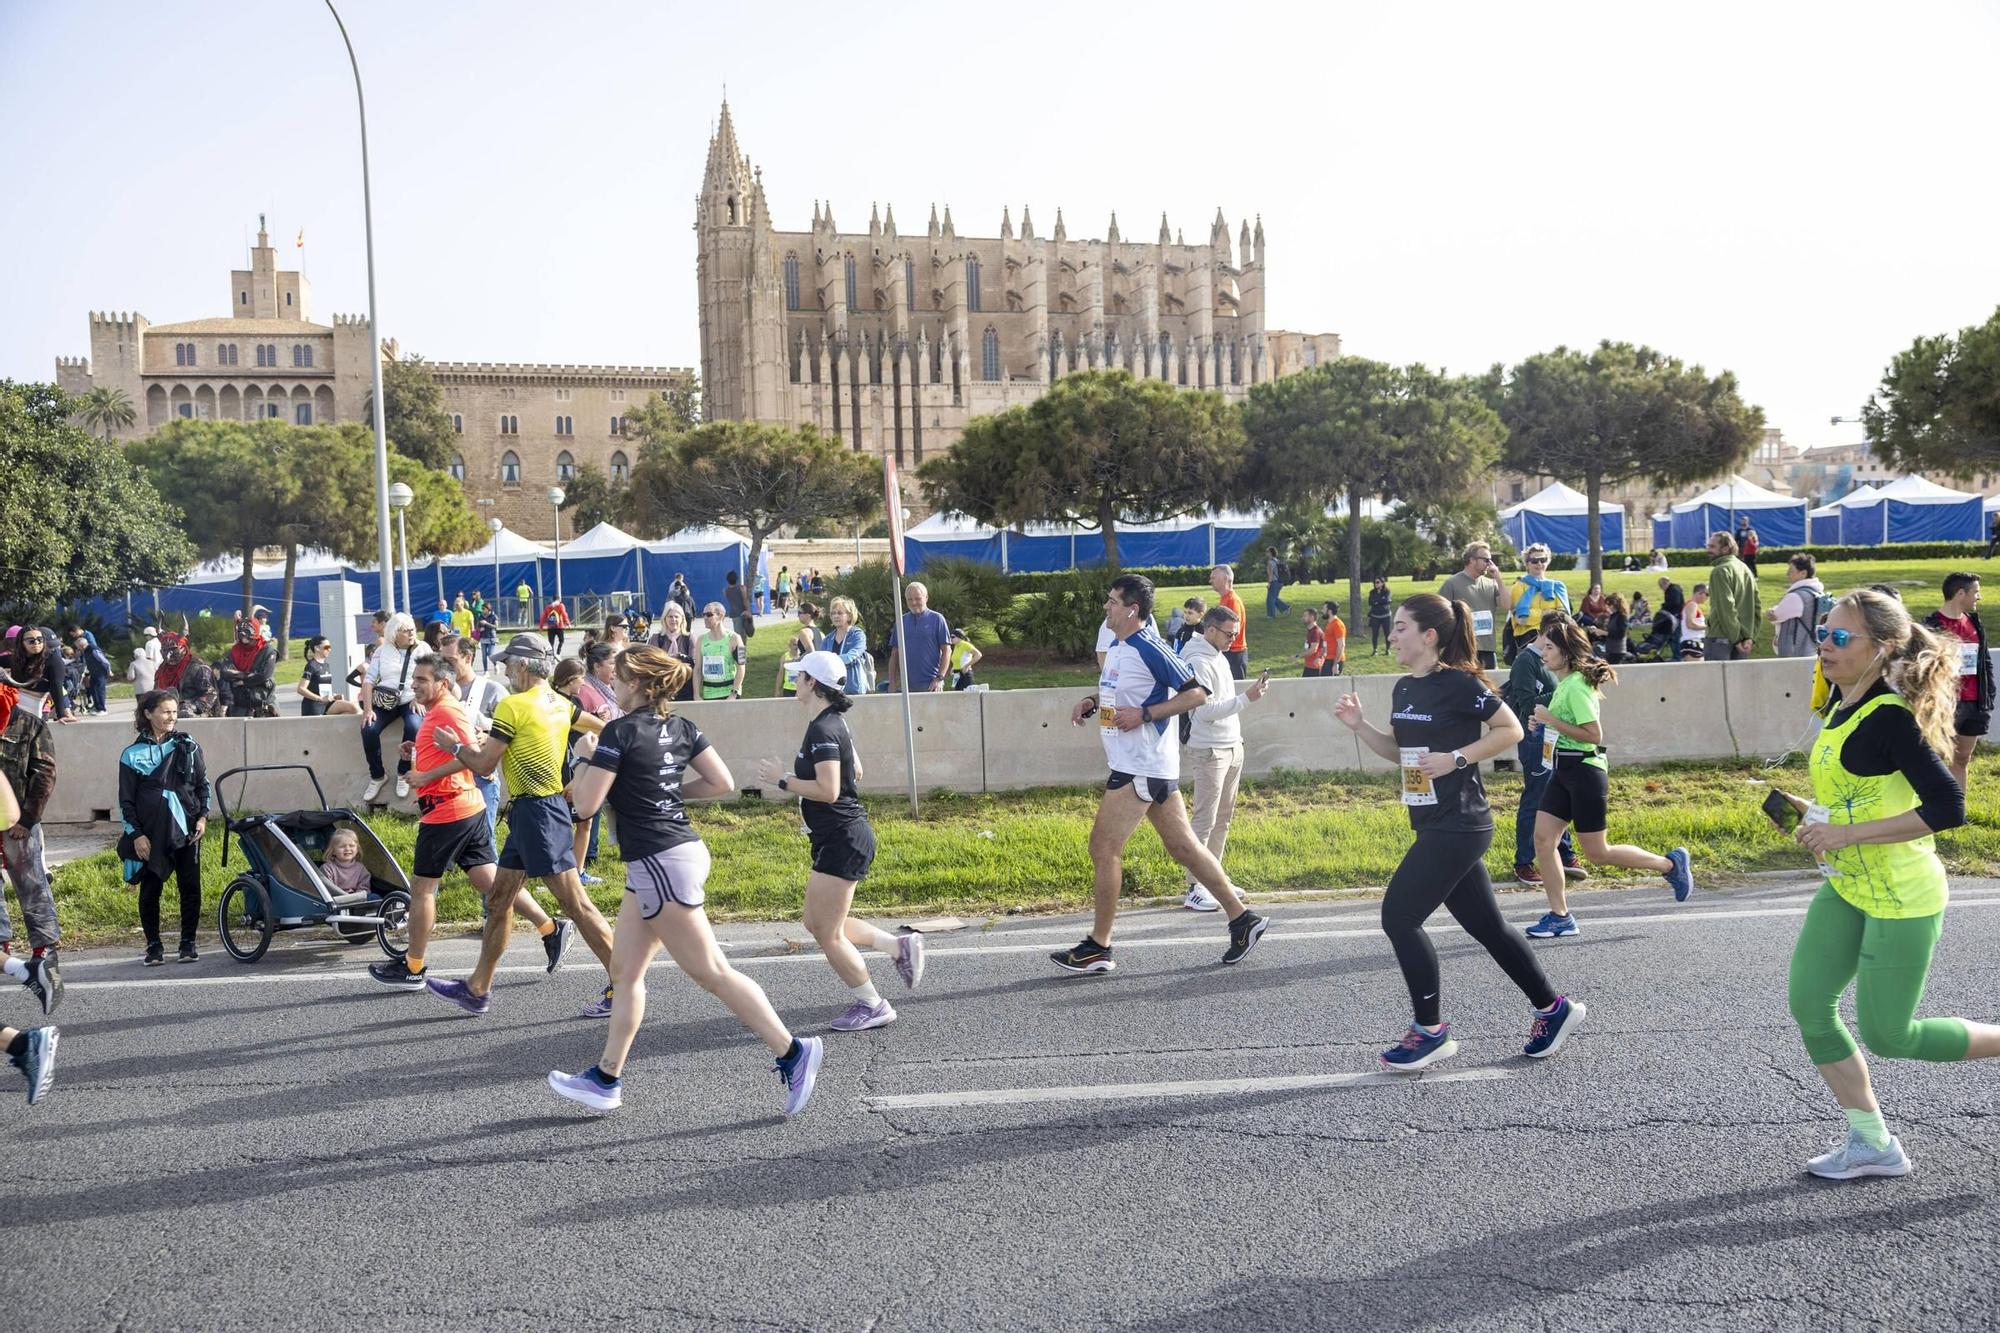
[808,820,876,882]
[1953,699,1991,739]
[413,811,497,880]
[498,793,579,878]
[1539,755,1610,834]
[1107,770,1175,804]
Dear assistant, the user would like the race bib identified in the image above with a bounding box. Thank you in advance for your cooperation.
[1805,802,1834,873]
[1472,609,1494,637]
[1541,726,1557,770]
[1959,643,1981,678]
[1399,747,1437,806]
[1098,686,1118,730]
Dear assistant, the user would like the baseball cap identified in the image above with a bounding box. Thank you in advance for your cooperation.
[797,650,848,693]
[495,631,554,663]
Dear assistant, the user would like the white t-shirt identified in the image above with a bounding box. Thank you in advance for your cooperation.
[1095,621,1116,656]
[1097,624,1199,782]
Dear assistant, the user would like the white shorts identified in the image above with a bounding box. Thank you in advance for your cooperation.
[625,842,712,917]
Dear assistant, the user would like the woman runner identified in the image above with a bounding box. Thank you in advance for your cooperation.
[1523,612,1694,938]
[547,647,822,1115]
[1333,594,1584,1070]
[1780,591,2000,1179]
[754,651,924,1031]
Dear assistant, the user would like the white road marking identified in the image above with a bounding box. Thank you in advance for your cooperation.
[864,1065,1512,1111]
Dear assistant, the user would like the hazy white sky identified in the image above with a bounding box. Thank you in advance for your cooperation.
[4,0,1996,450]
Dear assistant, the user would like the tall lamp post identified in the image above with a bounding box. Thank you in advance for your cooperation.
[487,516,503,613]
[323,0,396,614]
[388,482,414,613]
[548,486,567,606]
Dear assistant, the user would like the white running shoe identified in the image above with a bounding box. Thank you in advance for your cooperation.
[547,1067,622,1111]
[1184,885,1221,913]
[1807,1130,1912,1180]
[395,776,411,799]
[362,775,387,803]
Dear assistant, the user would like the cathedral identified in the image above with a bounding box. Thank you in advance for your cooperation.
[695,100,1340,466]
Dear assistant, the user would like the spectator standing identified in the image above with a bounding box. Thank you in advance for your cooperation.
[1169,597,1206,654]
[820,597,870,697]
[1299,608,1328,676]
[1987,512,2000,561]
[1367,578,1394,655]
[723,571,752,639]
[1740,526,1761,577]
[476,603,500,669]
[1265,546,1291,619]
[540,598,571,655]
[1702,532,1760,661]
[649,603,697,702]
[6,629,69,724]
[1438,543,1505,669]
[885,581,951,693]
[947,630,982,690]
[360,614,426,803]
[1209,565,1249,680]
[129,625,162,696]
[68,630,111,715]
[1180,604,1271,911]
[451,595,474,643]
[668,573,696,626]
[777,603,821,698]
[0,683,62,988]
[1500,627,1578,886]
[217,619,278,717]
[1769,555,1828,659]
[515,580,534,626]
[1322,601,1349,676]
[1923,572,1992,793]
[118,689,210,965]
[1598,593,1631,664]
[152,631,217,717]
[696,603,748,700]
[1506,546,1570,659]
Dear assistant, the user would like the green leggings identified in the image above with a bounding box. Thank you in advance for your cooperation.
[1788,882,1971,1066]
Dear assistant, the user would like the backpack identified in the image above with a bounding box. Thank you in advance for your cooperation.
[1813,590,1836,623]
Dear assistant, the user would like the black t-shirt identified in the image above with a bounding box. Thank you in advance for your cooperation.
[1389,667,1503,832]
[301,659,332,716]
[794,709,866,834]
[585,711,712,861]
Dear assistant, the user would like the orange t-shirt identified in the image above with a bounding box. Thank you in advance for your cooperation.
[413,696,485,825]
[1220,590,1247,652]
[1326,615,1348,659]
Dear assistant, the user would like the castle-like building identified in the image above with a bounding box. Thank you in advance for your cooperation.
[694,101,1339,465]
[55,220,691,537]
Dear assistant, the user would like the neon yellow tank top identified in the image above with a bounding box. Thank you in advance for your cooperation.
[1808,691,1947,919]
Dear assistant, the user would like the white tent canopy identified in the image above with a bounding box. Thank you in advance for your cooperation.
[1498,480,1591,520]
[444,525,549,565]
[1871,474,1981,503]
[562,521,644,552]
[646,524,751,552]
[1670,475,1797,513]
[1811,484,1880,518]
[1986,493,2000,515]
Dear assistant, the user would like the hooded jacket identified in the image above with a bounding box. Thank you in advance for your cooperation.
[1771,577,1826,659]
[1181,633,1251,749]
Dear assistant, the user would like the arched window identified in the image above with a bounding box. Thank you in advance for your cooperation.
[609,450,629,483]
[173,342,194,366]
[844,256,858,311]
[292,344,314,368]
[500,415,518,434]
[555,415,573,435]
[784,254,800,311]
[452,413,463,433]
[905,259,916,310]
[501,451,521,484]
[981,327,1001,382]
[449,455,465,481]
[966,258,982,313]
[294,402,313,425]
[556,450,575,481]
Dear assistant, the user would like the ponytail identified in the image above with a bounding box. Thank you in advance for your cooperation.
[1842,590,1958,759]
[1537,611,1617,690]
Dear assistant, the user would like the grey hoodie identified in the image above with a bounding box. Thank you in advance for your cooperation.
[1181,633,1252,749]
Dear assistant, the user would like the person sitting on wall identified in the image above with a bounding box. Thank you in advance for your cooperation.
[218,619,279,718]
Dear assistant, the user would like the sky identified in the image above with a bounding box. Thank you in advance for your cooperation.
[4,0,1997,453]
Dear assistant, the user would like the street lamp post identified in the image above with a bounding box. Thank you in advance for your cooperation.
[388,482,414,613]
[548,486,567,606]
[487,516,503,613]
[323,0,396,614]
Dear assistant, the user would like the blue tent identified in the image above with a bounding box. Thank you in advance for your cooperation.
[1651,514,1673,550]
[1807,485,1880,546]
[1862,475,1985,542]
[636,526,750,615]
[541,522,645,608]
[904,513,1006,573]
[1499,482,1623,554]
[1669,476,1807,548]
[429,526,549,620]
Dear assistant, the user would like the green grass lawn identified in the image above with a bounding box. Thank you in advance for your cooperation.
[49,751,2000,950]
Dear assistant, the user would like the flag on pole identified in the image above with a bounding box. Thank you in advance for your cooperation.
[295,229,305,248]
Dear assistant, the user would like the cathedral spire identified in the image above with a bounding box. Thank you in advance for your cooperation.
[884,202,897,240]
[1158,212,1171,245]
[1053,207,1066,242]
[1212,206,1228,239]
[824,201,837,234]
[812,199,821,228]
[1001,205,1013,240]
[928,203,940,239]
[1021,205,1035,240]
[942,204,955,238]
[704,97,742,186]
[1107,211,1121,244]
[869,201,882,237]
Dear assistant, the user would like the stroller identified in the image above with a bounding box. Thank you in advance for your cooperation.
[214,765,412,964]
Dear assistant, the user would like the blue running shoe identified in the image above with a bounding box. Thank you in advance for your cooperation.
[1524,996,1586,1058]
[1380,1023,1458,1073]
[547,1065,622,1111]
[1525,912,1580,939]
[775,1036,823,1116]
[11,1025,57,1105]
[1665,847,1695,902]
[425,977,491,1016]
[580,984,614,1018]
[579,872,605,887]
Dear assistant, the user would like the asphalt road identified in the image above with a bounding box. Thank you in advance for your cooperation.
[11,874,2000,1332]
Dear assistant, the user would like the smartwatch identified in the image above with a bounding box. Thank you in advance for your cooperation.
[777,776,790,793]
[1452,750,1468,770]
[1140,704,1154,724]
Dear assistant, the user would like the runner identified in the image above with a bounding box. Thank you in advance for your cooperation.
[368,656,573,989]
[1780,590,2000,1179]
[0,770,57,1102]
[1920,572,1990,794]
[422,634,614,1018]
[753,651,924,1030]
[697,602,748,701]
[1053,574,1270,974]
[1332,593,1583,1069]
[547,646,823,1114]
[1523,612,1694,938]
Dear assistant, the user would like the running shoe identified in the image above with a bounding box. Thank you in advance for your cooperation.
[1514,863,1544,886]
[11,1025,57,1105]
[1381,1023,1458,1073]
[893,931,926,990]
[395,776,412,800]
[363,774,387,803]
[1184,885,1221,913]
[579,871,605,887]
[1221,910,1269,965]
[1050,936,1115,975]
[142,942,164,967]
[177,941,199,964]
[368,958,427,990]
[580,984,615,1018]
[830,998,897,1031]
[1560,855,1590,881]
[426,977,492,1016]
[1524,996,1586,1058]
[1807,1130,1912,1180]
[1665,847,1695,902]
[542,919,574,974]
[1525,912,1579,939]
[23,952,61,1016]
[547,1065,623,1112]
[774,1035,824,1116]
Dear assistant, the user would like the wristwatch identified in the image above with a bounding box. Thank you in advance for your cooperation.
[1452,750,1468,770]
[1140,704,1154,724]
[777,776,790,792]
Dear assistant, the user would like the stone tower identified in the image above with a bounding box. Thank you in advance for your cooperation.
[695,101,787,423]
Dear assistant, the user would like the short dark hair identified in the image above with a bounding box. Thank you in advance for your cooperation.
[1943,571,1980,602]
[585,642,618,670]
[1790,554,1816,577]
[306,635,329,653]
[1109,573,1156,619]
[134,688,181,734]
[1201,606,1239,632]
[1182,596,1206,612]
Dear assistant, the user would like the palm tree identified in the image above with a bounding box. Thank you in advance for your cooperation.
[77,385,137,440]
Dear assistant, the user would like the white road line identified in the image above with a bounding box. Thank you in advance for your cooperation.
[863,1066,1512,1112]
[60,895,2000,991]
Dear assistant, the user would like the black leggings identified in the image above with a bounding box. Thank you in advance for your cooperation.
[1370,616,1391,651]
[139,841,204,947]
[1381,827,1556,1027]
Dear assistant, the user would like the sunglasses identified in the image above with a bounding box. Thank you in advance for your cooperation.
[1816,626,1862,648]
[21,636,43,644]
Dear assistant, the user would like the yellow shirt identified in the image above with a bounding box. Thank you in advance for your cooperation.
[451,608,474,640]
[489,681,572,797]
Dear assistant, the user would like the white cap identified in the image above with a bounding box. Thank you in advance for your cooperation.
[797,650,848,692]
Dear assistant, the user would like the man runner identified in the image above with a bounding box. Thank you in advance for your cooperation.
[424,634,613,1016]
[1053,574,1270,974]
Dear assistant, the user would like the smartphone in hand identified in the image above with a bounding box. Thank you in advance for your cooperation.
[1762,787,1801,833]
[1257,669,1271,686]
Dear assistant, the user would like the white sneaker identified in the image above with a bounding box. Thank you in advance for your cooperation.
[395,777,411,799]
[362,775,387,803]
[1183,885,1221,913]
[1807,1130,1912,1180]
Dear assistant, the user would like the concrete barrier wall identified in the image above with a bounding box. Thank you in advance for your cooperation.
[41,656,1992,820]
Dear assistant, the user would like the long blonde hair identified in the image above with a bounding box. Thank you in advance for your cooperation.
[1842,590,1958,758]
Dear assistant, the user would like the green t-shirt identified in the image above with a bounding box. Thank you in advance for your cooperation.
[1548,671,1606,770]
